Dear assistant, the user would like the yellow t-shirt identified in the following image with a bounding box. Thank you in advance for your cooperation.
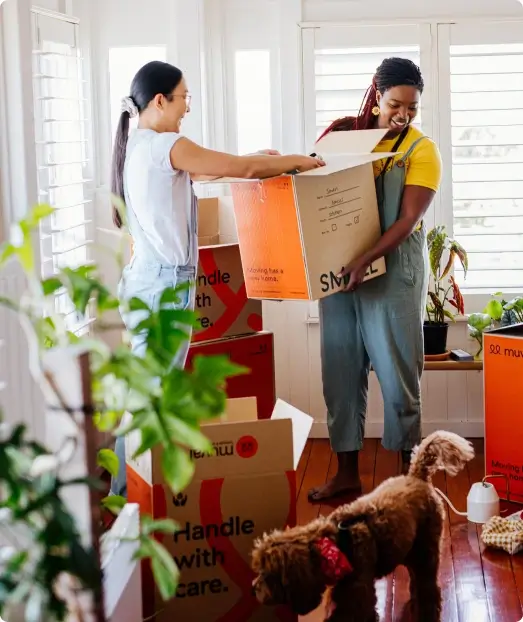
[372,126,442,192]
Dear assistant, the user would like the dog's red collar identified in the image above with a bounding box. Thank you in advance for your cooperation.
[316,537,353,584]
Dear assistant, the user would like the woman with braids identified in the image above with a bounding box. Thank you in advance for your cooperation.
[309,57,442,501]
[110,61,324,497]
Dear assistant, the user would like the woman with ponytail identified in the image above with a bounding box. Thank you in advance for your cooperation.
[110,61,323,497]
[309,57,442,501]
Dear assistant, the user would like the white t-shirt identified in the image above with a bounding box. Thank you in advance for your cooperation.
[124,129,193,266]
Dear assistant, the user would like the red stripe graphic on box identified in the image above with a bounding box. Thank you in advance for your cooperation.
[200,478,296,622]
[197,251,261,341]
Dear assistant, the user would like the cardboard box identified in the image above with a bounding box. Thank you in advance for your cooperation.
[186,331,275,421]
[126,397,314,622]
[484,324,523,504]
[207,129,390,301]
[194,197,263,343]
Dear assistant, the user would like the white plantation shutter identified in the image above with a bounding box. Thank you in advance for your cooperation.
[31,9,94,335]
[303,25,425,151]
[440,22,523,295]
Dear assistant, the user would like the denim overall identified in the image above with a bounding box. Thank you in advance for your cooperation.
[319,136,429,454]
[111,177,198,497]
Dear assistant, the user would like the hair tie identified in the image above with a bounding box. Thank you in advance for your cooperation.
[121,96,139,118]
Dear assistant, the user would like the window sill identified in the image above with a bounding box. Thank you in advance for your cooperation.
[306,313,470,325]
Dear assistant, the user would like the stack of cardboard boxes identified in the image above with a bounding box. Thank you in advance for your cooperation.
[188,196,276,420]
[126,195,314,621]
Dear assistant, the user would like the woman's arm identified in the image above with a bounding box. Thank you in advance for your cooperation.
[340,187,435,291]
[340,137,441,291]
[361,186,434,263]
[190,149,281,182]
[171,137,323,179]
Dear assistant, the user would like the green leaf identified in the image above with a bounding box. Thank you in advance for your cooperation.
[102,495,127,514]
[159,283,191,306]
[132,419,165,458]
[483,299,503,321]
[468,312,492,332]
[97,448,119,478]
[443,309,456,322]
[192,354,248,386]
[148,539,179,601]
[128,297,151,312]
[0,243,16,267]
[42,278,63,297]
[27,203,55,226]
[163,417,212,453]
[141,516,178,537]
[161,445,195,493]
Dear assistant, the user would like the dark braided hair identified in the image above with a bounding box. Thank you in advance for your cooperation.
[317,57,424,141]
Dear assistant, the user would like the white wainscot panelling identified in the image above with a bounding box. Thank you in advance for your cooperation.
[307,320,484,439]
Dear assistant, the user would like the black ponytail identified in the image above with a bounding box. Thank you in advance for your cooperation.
[111,110,131,228]
[110,61,184,229]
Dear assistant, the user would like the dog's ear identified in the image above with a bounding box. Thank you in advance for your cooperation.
[284,542,325,615]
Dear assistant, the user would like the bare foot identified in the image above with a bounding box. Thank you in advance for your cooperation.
[308,474,362,502]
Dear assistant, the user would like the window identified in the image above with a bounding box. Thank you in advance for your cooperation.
[108,46,167,141]
[449,42,523,294]
[234,49,272,155]
[32,10,93,335]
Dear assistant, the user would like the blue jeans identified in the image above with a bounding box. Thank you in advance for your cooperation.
[111,260,196,497]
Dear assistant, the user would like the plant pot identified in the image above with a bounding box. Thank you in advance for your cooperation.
[423,322,449,356]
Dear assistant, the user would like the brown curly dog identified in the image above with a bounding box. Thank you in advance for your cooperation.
[251,431,474,621]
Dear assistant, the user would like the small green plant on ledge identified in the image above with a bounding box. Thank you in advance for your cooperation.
[0,202,246,621]
[468,292,523,359]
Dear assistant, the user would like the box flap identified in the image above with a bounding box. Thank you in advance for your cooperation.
[270,399,313,469]
[485,322,523,338]
[223,397,258,422]
[203,151,398,184]
[297,152,398,176]
[197,196,239,247]
[191,418,294,480]
[316,128,389,155]
[198,198,219,238]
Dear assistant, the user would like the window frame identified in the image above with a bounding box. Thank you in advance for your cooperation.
[301,18,523,318]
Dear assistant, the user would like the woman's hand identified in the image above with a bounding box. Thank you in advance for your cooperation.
[292,155,325,173]
[338,256,370,292]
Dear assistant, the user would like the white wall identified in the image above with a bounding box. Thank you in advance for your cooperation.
[303,0,523,21]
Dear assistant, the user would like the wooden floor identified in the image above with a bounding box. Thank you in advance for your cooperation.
[296,439,523,622]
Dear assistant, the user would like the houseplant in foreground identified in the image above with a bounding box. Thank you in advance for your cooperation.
[0,202,245,620]
[424,225,468,355]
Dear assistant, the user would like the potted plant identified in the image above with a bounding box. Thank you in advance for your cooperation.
[468,313,494,360]
[467,292,523,359]
[424,225,468,355]
[0,203,245,620]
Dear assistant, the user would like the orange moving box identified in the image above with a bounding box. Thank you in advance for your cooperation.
[126,397,314,622]
[207,129,393,300]
[484,325,523,503]
[130,197,262,344]
[186,331,275,421]
[194,197,263,343]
